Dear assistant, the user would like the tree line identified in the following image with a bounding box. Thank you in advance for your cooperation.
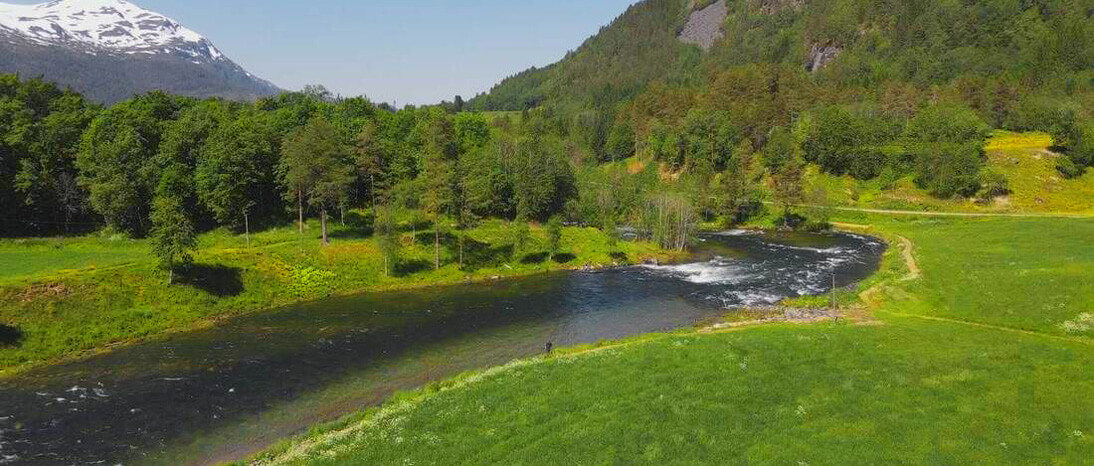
[3,59,1092,277]
[0,80,563,236]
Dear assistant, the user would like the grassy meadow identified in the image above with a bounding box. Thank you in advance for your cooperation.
[0,214,677,376]
[867,216,1094,336]
[248,214,1094,465]
[0,235,149,285]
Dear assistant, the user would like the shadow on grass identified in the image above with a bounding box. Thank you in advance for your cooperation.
[0,324,24,348]
[178,264,245,297]
[394,259,432,277]
[413,229,459,246]
[462,237,515,272]
[520,252,549,265]
[329,211,375,239]
[609,252,628,263]
[400,218,433,235]
[553,252,577,264]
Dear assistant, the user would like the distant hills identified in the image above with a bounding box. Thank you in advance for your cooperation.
[0,0,279,104]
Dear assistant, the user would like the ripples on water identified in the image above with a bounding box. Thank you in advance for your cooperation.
[644,230,885,306]
[0,230,884,465]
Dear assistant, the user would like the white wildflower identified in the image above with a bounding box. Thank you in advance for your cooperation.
[1060,313,1094,334]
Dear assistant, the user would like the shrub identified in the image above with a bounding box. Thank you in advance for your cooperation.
[287,266,338,298]
[906,104,991,198]
[849,148,888,180]
[912,142,984,198]
[1056,156,1086,178]
[906,103,992,144]
[977,169,1011,202]
[1051,116,1093,178]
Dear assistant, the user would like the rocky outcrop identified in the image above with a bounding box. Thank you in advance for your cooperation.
[679,0,728,50]
[806,42,842,72]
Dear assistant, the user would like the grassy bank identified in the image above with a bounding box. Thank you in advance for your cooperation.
[253,320,1093,465]
[249,215,1094,465]
[0,215,678,376]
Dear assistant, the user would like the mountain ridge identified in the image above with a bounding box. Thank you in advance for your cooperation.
[0,0,279,103]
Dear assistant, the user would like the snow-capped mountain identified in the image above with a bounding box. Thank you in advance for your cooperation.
[0,0,280,103]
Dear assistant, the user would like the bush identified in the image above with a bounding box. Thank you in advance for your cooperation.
[906,104,991,198]
[1051,117,1094,178]
[906,103,992,144]
[876,165,904,190]
[1056,156,1086,178]
[849,148,888,180]
[977,169,1011,202]
[287,266,338,298]
[912,142,984,198]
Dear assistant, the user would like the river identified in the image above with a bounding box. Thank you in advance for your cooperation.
[0,230,885,465]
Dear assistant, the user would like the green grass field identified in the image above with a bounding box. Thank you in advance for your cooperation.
[874,217,1094,336]
[0,236,148,285]
[0,215,676,375]
[249,215,1094,465]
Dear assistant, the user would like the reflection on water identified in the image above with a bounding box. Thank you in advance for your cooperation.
[0,231,884,465]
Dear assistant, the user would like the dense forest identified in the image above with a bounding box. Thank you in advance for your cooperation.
[0,77,699,262]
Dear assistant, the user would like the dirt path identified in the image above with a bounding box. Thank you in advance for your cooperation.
[895,236,921,281]
[883,312,1094,346]
[798,204,1093,218]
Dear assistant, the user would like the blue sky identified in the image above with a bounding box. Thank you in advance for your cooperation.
[11,0,638,104]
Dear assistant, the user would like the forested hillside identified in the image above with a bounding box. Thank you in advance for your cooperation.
[469,0,701,112]
[469,0,1094,189]
[473,0,1094,113]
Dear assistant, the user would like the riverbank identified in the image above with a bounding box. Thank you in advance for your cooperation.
[247,215,1094,465]
[0,216,683,377]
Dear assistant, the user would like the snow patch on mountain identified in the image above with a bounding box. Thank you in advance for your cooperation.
[0,0,223,61]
